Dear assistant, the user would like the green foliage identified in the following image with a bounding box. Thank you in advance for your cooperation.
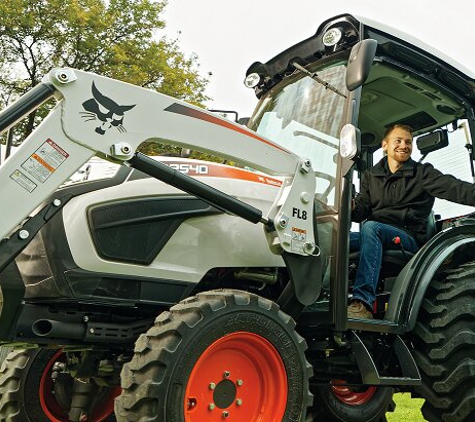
[387,393,424,421]
[0,0,209,147]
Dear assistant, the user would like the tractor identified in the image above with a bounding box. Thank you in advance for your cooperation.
[1,13,475,422]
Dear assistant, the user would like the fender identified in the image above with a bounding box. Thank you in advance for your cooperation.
[385,224,475,332]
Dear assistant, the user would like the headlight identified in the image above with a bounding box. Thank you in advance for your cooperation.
[339,123,360,159]
[244,72,262,88]
[323,27,342,47]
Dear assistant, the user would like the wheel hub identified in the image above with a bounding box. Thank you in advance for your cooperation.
[213,379,237,409]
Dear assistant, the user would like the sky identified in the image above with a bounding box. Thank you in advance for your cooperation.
[162,0,475,118]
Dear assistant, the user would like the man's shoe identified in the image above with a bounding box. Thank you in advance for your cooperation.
[348,300,373,319]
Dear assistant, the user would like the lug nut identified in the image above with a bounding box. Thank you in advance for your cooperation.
[236,398,243,406]
[222,411,229,418]
[236,379,243,386]
[209,403,215,410]
[209,382,216,390]
[223,371,230,378]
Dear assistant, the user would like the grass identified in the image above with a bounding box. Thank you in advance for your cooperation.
[387,393,425,421]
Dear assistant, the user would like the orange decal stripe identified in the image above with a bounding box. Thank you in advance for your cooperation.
[164,103,290,153]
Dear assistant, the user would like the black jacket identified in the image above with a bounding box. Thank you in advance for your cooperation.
[352,157,475,244]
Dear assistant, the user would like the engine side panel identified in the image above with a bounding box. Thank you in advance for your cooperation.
[63,174,285,283]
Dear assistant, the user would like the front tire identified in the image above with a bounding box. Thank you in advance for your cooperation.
[412,261,475,421]
[115,289,313,421]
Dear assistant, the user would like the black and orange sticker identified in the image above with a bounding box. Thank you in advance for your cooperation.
[292,227,307,241]
[21,139,69,183]
[291,227,307,254]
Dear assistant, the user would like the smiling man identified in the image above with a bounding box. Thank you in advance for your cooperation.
[384,125,413,171]
[348,124,475,319]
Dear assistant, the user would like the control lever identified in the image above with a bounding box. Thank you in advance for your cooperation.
[392,236,410,261]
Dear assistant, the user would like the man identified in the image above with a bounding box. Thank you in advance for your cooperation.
[349,124,475,319]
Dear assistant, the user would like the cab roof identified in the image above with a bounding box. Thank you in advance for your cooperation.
[247,14,475,147]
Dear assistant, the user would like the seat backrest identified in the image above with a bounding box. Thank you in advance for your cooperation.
[381,210,437,269]
[426,210,437,241]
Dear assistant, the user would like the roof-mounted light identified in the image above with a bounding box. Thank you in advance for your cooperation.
[323,28,342,47]
[244,72,262,88]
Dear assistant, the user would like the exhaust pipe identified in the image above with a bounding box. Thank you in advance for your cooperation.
[32,319,86,340]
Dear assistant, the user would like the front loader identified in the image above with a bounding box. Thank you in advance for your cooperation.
[1,13,475,422]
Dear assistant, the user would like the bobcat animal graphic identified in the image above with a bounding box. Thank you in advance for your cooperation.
[81,83,136,135]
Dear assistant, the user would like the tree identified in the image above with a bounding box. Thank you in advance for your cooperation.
[0,0,209,154]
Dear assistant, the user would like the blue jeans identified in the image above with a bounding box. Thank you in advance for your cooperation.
[350,221,419,309]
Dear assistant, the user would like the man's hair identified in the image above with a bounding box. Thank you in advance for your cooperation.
[383,124,413,140]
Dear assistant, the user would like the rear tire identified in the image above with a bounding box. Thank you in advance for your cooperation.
[0,346,12,367]
[115,289,313,421]
[0,348,118,421]
[412,261,475,422]
[308,384,395,421]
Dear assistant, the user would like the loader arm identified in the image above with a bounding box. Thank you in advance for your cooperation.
[0,68,320,311]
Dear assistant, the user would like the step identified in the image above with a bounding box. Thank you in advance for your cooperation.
[348,331,421,386]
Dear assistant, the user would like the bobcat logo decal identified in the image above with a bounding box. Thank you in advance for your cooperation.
[81,83,136,135]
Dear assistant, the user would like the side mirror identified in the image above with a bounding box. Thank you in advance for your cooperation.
[238,117,250,126]
[346,39,377,91]
[417,129,449,155]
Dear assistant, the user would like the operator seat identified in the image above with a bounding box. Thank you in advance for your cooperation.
[380,211,437,266]
[349,211,437,268]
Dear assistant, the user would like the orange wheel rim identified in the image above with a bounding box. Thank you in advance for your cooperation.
[331,380,376,406]
[39,350,120,421]
[184,331,287,421]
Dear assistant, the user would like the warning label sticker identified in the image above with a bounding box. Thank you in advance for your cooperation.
[10,169,37,193]
[291,227,307,253]
[21,139,69,184]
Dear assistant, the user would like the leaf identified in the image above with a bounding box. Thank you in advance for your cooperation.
[0,0,210,143]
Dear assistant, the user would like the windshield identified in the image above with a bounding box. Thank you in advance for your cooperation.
[60,156,119,187]
[248,63,349,209]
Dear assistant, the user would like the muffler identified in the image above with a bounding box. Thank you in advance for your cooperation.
[32,319,86,340]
